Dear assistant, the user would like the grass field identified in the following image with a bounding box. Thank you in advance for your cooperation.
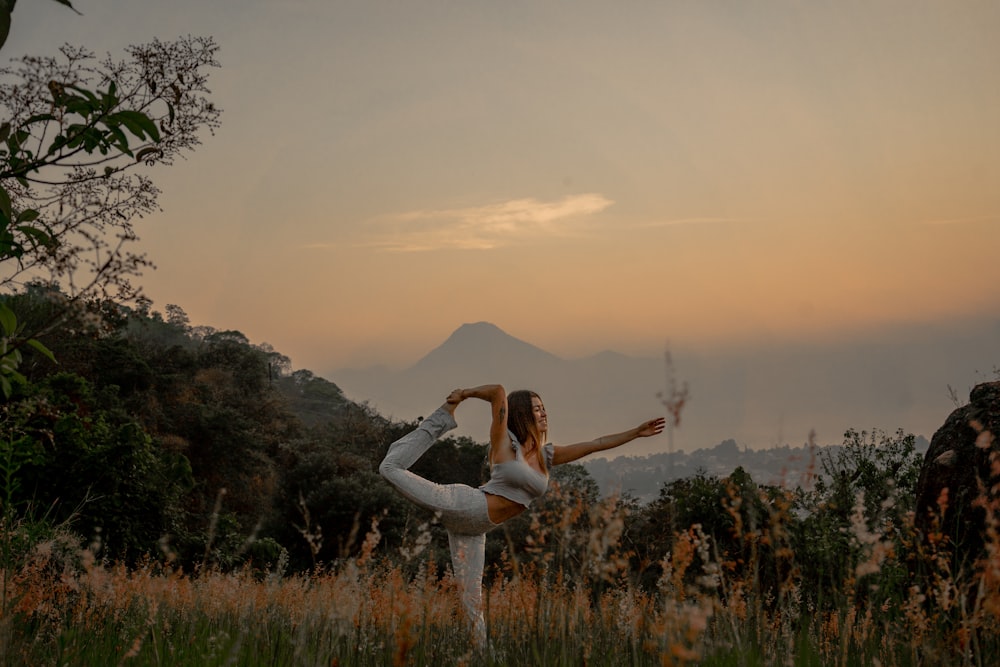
[2,489,1000,667]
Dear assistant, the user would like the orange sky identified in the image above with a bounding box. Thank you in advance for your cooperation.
[5,0,999,383]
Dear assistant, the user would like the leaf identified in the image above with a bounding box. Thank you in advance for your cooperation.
[4,366,26,384]
[102,80,118,107]
[104,124,132,156]
[50,0,83,16]
[0,302,16,336]
[63,95,97,117]
[0,4,10,53]
[1,363,24,387]
[0,122,10,143]
[112,110,161,143]
[60,85,101,118]
[0,348,19,369]
[0,184,10,222]
[15,208,39,224]
[46,134,68,155]
[0,229,18,253]
[24,113,57,125]
[17,225,54,248]
[135,146,161,163]
[26,338,56,363]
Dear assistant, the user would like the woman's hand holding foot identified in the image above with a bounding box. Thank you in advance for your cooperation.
[443,388,465,414]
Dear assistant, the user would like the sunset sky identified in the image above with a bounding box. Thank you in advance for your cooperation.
[4,1,998,448]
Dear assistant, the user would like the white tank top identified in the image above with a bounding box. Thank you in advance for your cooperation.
[480,431,553,507]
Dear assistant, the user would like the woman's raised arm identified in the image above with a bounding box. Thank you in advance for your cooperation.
[448,384,509,453]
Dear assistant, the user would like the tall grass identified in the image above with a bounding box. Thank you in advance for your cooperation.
[2,480,1000,666]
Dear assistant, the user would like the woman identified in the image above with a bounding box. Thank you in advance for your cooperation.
[378,384,665,645]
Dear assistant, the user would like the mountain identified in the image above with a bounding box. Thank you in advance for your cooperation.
[331,322,668,449]
[328,319,994,454]
[410,322,562,376]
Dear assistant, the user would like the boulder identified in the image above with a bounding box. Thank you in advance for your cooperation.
[914,381,1000,573]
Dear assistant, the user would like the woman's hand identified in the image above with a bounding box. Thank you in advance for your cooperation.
[636,417,667,438]
[446,388,466,405]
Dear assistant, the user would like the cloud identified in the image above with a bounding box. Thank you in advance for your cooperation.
[365,193,614,252]
[638,217,756,228]
[300,242,340,250]
[921,215,1000,226]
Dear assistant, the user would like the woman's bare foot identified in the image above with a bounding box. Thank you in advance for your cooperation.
[443,388,464,415]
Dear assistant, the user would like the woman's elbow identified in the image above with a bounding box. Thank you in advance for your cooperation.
[480,384,505,406]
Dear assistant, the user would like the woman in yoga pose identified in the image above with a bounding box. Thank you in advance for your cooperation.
[378,384,666,645]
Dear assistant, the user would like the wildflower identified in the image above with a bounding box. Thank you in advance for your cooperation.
[357,513,383,567]
[399,518,435,562]
[976,430,994,450]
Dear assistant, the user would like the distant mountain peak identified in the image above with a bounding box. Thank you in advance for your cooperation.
[410,322,560,371]
[443,322,522,350]
[450,321,507,338]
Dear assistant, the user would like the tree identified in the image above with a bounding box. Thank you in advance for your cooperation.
[0,36,221,396]
[3,370,193,562]
[1,37,221,302]
[814,428,922,532]
[6,289,309,567]
[792,428,922,607]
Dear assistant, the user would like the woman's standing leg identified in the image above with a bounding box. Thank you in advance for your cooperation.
[448,531,487,647]
[379,405,493,647]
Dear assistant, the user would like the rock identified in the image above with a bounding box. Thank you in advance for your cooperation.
[914,381,1000,574]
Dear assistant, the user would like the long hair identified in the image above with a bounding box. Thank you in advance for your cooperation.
[507,389,548,475]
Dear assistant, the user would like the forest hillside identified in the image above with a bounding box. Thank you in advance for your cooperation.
[2,288,927,579]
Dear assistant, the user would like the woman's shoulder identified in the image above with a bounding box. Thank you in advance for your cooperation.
[507,429,521,450]
[543,442,555,466]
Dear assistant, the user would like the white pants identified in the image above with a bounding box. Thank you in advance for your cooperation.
[379,407,497,645]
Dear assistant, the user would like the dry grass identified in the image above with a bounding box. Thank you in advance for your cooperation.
[2,474,1000,666]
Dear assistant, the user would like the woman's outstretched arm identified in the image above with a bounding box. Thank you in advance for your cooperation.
[551,417,666,465]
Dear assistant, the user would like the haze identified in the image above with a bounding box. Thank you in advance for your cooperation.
[4,1,998,449]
